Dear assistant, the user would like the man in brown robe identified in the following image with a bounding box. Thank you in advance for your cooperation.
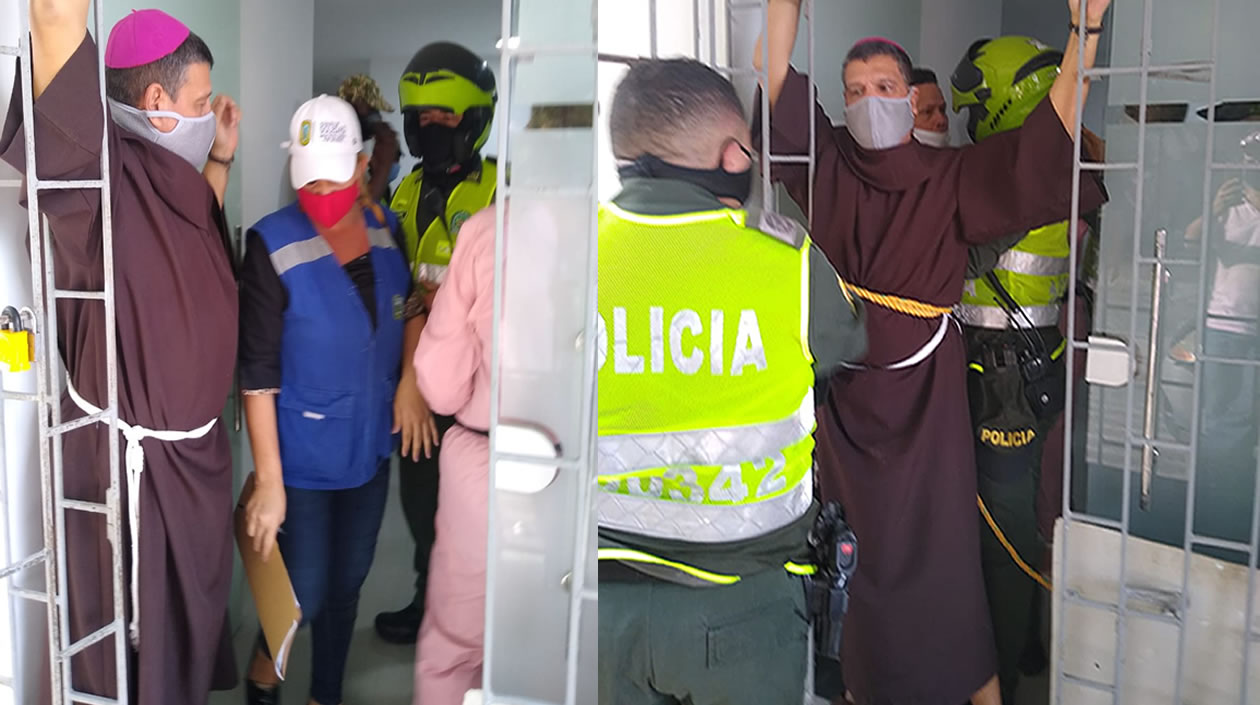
[758,1,1109,703]
[1,4,240,703]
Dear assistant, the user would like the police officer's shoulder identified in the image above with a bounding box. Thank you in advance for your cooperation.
[745,205,808,249]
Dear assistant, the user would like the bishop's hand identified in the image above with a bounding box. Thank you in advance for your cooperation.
[210,94,242,160]
[1069,0,1112,26]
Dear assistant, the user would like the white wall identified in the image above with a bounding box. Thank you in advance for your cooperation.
[100,1,244,229]
[361,53,502,193]
[239,0,314,231]
[0,0,46,697]
[725,0,925,123]
[1,3,63,702]
[919,0,1004,146]
[312,0,503,193]
[1001,0,1111,133]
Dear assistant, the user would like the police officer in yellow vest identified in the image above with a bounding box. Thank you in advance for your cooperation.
[374,41,499,644]
[951,37,1073,703]
[597,58,867,705]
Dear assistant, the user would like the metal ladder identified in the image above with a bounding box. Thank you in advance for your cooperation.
[0,1,130,703]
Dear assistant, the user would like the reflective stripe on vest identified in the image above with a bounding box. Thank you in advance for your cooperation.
[597,548,818,585]
[253,204,410,490]
[958,221,1070,330]
[598,389,814,474]
[597,203,816,544]
[390,160,497,285]
[955,302,1062,328]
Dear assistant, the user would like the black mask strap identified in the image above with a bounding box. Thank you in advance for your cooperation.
[618,141,753,203]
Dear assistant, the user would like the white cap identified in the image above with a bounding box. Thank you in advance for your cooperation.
[286,94,363,190]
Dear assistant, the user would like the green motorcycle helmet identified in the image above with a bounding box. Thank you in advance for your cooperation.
[951,36,1063,142]
[398,42,497,171]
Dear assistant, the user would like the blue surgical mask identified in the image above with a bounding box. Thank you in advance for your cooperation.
[108,99,218,169]
[388,161,401,184]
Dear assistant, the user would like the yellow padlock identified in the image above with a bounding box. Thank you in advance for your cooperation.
[0,329,34,373]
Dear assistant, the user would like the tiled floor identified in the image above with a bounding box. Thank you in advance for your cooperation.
[210,464,418,705]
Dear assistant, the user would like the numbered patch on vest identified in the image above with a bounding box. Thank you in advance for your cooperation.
[753,208,806,248]
[392,294,404,321]
[600,452,792,505]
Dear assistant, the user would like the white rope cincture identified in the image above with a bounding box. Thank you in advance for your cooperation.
[840,313,954,372]
[66,379,217,647]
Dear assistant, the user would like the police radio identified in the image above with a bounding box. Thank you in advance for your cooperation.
[984,272,1064,420]
[807,501,858,661]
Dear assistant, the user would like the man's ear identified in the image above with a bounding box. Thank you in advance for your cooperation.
[139,83,164,111]
[909,85,920,116]
[721,139,752,172]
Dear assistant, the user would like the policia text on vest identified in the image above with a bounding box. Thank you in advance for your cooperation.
[596,307,769,376]
[596,178,867,705]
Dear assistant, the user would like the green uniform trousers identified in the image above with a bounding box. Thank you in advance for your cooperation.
[599,567,809,705]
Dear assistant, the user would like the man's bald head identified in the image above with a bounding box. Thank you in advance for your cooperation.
[610,59,749,168]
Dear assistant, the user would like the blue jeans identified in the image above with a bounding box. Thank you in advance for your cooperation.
[259,461,390,705]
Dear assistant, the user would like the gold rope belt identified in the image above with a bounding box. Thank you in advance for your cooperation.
[844,282,952,319]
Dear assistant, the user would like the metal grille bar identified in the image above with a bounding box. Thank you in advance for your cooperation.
[34,180,106,190]
[0,390,39,402]
[68,691,122,705]
[11,588,49,603]
[0,550,47,582]
[1081,162,1139,171]
[60,622,119,660]
[53,290,108,301]
[1176,0,1223,700]
[483,1,598,703]
[61,500,111,516]
[1190,534,1252,554]
[1063,510,1124,532]
[6,0,130,701]
[45,411,111,437]
[1084,61,1213,78]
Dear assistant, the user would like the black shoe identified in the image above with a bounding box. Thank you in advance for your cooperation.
[375,603,423,644]
[245,680,279,705]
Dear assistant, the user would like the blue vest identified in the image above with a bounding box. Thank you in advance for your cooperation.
[254,204,410,490]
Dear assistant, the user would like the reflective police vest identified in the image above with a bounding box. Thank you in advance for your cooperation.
[389,159,497,287]
[957,220,1071,329]
[596,202,817,552]
[254,204,411,490]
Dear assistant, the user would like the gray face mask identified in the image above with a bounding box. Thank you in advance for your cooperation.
[913,128,950,148]
[108,99,218,169]
[845,95,915,151]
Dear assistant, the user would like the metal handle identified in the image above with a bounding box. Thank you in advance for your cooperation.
[1140,229,1167,510]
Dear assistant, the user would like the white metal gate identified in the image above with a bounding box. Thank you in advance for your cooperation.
[478,0,600,702]
[1053,0,1260,703]
[0,1,129,704]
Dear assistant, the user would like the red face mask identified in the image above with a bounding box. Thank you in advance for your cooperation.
[298,184,358,228]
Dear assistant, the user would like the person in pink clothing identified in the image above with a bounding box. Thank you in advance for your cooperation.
[411,205,496,705]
